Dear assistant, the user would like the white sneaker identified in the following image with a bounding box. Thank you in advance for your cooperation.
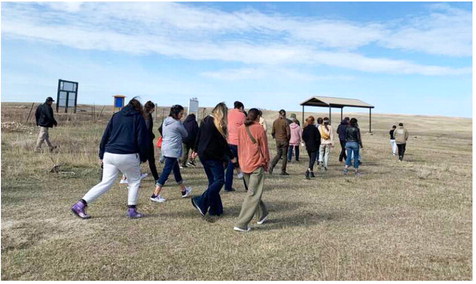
[120,175,128,184]
[150,195,166,203]
[140,173,148,180]
[181,187,192,198]
[233,226,251,232]
[257,215,268,225]
[237,172,244,179]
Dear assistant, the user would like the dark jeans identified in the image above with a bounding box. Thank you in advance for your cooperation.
[307,150,318,171]
[339,139,347,162]
[397,143,406,160]
[194,158,225,216]
[287,145,300,161]
[271,140,289,173]
[147,141,160,181]
[157,157,183,186]
[225,144,238,191]
[345,142,360,169]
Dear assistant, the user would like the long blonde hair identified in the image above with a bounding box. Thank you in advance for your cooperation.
[211,102,228,138]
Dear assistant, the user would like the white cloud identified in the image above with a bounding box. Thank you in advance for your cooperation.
[378,3,472,56]
[1,2,471,76]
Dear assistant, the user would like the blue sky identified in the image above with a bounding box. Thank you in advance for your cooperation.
[1,2,472,117]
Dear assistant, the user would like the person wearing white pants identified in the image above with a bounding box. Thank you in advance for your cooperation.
[71,98,149,219]
[83,153,141,206]
[389,125,397,155]
[318,117,334,171]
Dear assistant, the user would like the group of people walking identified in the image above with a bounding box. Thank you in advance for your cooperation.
[70,99,269,232]
[31,95,406,231]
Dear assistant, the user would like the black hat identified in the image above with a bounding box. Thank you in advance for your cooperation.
[46,97,55,102]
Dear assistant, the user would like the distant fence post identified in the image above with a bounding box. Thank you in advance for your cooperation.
[25,103,35,124]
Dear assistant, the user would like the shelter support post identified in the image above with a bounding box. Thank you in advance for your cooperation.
[341,108,343,121]
[369,108,372,133]
[329,105,331,124]
[302,105,305,126]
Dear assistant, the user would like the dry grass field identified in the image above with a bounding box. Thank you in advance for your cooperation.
[1,102,472,280]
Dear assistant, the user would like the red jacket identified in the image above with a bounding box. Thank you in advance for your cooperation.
[227,109,246,145]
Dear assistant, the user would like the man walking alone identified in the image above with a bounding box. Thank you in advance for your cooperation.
[34,96,58,152]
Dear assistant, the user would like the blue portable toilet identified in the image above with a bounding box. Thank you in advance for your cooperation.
[113,95,126,112]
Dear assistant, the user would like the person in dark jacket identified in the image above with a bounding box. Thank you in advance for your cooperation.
[181,113,199,167]
[344,118,363,176]
[302,116,321,179]
[336,118,349,162]
[71,98,149,219]
[191,102,235,219]
[34,96,58,152]
[141,101,160,183]
[270,109,291,175]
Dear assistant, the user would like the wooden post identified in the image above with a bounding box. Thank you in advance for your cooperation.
[369,108,372,133]
[302,105,304,125]
[25,102,35,124]
[340,108,343,121]
[328,105,331,124]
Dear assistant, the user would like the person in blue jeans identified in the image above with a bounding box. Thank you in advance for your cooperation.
[191,102,235,218]
[150,105,192,202]
[344,118,363,176]
[225,101,246,192]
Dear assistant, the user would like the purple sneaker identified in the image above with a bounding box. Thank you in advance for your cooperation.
[71,201,91,219]
[127,208,143,218]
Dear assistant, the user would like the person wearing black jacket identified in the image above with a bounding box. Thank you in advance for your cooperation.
[191,102,235,218]
[302,116,321,179]
[34,97,58,152]
[143,101,160,183]
[336,118,349,162]
[71,98,149,219]
[344,118,363,176]
[181,113,199,167]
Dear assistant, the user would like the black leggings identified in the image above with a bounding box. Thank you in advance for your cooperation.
[307,150,318,171]
[147,142,160,181]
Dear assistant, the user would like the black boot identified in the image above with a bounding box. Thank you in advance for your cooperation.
[310,171,315,178]
[305,169,310,180]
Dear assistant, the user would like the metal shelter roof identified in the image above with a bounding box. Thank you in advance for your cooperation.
[300,96,374,109]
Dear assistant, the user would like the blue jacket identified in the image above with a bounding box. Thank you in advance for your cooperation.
[99,105,148,162]
[161,117,188,158]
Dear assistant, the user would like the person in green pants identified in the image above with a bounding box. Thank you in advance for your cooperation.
[234,109,270,232]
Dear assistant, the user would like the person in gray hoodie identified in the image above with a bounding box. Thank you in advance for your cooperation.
[150,105,192,202]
